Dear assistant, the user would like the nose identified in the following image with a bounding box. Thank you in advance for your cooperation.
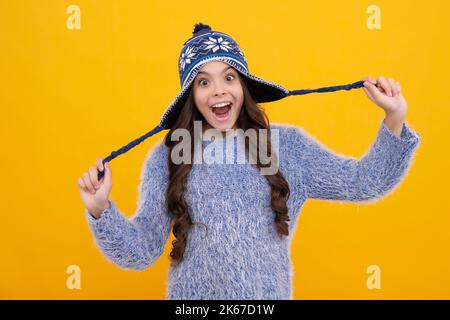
[211,81,228,97]
[213,87,227,97]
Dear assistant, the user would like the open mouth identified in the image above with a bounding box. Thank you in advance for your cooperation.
[210,102,232,122]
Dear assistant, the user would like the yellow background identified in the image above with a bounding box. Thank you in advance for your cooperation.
[1,0,448,299]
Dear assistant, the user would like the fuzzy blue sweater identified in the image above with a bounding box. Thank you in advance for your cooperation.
[85,119,420,299]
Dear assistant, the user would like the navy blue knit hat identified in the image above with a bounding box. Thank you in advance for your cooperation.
[97,22,364,180]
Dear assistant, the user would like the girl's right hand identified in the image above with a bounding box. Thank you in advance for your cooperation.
[77,157,112,219]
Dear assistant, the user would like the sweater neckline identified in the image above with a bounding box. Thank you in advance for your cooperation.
[201,129,239,145]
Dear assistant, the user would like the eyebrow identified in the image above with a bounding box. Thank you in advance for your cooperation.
[197,66,234,76]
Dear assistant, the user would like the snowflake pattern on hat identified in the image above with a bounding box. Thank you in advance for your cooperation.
[179,46,196,72]
[178,32,249,86]
[203,36,233,52]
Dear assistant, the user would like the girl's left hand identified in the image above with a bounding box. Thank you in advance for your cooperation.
[361,76,407,117]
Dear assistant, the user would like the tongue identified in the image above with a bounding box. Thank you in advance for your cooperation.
[213,105,231,115]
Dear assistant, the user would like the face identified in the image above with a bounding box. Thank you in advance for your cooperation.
[193,61,244,132]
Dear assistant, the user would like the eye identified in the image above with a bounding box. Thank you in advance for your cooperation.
[198,79,208,86]
[197,74,235,87]
[226,74,235,81]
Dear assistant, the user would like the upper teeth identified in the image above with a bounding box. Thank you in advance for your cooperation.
[211,102,231,108]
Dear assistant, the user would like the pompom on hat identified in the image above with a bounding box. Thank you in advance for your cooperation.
[97,22,365,181]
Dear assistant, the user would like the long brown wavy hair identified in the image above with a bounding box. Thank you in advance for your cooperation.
[163,70,291,267]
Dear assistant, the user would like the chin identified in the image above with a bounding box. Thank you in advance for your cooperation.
[212,121,237,132]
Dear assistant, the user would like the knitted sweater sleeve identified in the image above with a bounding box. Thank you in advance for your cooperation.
[84,142,172,270]
[288,119,421,202]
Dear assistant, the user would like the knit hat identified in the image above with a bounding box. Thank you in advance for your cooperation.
[97,22,365,181]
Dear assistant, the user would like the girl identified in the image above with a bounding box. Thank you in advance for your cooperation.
[77,23,420,299]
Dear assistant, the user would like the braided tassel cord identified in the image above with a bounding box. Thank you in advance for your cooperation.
[288,80,364,96]
[97,80,366,181]
[97,125,165,181]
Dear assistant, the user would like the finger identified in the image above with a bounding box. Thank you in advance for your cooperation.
[387,77,398,96]
[103,162,111,185]
[96,157,105,183]
[377,76,392,97]
[88,166,100,189]
[96,157,104,173]
[82,172,96,194]
[362,76,376,85]
[77,177,86,191]
[367,76,377,85]
[362,87,374,101]
[362,77,376,88]
[364,81,384,101]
